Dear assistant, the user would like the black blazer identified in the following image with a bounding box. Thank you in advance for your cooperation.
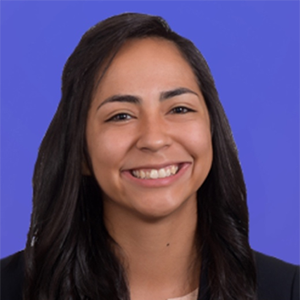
[1,250,299,300]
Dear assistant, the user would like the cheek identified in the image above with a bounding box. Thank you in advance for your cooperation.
[183,122,213,185]
[183,122,212,158]
[87,129,132,175]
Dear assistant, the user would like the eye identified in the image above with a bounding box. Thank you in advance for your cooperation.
[170,106,195,114]
[106,113,133,122]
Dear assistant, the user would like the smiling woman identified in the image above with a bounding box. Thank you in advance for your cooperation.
[86,38,212,222]
[1,12,299,300]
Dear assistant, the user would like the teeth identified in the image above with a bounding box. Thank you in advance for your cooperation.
[131,165,179,179]
[150,170,158,179]
[140,170,146,179]
[171,165,177,174]
[158,168,166,177]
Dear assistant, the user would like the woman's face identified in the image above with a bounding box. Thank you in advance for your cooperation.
[86,38,213,220]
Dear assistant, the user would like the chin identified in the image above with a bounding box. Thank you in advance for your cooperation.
[130,193,197,221]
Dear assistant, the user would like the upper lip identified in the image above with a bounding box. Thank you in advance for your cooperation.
[123,162,190,171]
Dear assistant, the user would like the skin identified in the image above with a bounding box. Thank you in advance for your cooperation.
[86,38,213,300]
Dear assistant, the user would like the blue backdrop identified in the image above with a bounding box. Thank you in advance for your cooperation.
[1,1,299,264]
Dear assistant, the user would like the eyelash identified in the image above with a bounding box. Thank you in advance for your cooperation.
[106,113,133,122]
[170,106,196,114]
[106,106,195,122]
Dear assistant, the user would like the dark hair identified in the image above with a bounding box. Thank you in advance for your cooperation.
[24,12,256,300]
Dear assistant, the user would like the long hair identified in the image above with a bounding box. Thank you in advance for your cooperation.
[24,13,256,300]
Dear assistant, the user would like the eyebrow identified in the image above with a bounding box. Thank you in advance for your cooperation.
[97,87,199,110]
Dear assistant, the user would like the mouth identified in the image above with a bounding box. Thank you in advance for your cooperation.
[130,164,182,180]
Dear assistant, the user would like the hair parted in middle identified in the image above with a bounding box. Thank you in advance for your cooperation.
[24,12,257,300]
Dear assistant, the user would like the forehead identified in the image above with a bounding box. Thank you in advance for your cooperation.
[110,37,187,68]
[93,38,200,99]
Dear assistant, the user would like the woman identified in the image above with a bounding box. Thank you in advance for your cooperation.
[1,12,299,300]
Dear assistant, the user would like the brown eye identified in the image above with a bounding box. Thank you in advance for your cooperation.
[171,106,195,114]
[107,113,132,122]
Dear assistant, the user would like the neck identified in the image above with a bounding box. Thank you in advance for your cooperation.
[104,197,200,300]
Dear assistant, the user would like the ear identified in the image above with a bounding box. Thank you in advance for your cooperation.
[82,160,91,176]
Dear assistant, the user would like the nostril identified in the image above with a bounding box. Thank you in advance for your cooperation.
[136,129,171,151]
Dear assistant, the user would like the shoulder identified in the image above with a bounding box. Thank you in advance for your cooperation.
[254,250,299,300]
[1,251,24,300]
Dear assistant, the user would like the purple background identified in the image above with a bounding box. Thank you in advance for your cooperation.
[1,1,299,264]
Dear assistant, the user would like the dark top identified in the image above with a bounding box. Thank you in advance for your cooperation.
[1,250,299,300]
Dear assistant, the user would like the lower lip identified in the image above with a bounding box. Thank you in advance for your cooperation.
[122,163,191,188]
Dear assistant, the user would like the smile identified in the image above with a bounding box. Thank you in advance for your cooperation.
[131,165,179,179]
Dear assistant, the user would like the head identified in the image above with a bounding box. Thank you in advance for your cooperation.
[33,12,238,209]
[26,12,255,300]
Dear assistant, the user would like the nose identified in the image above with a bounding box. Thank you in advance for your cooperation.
[135,114,171,152]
